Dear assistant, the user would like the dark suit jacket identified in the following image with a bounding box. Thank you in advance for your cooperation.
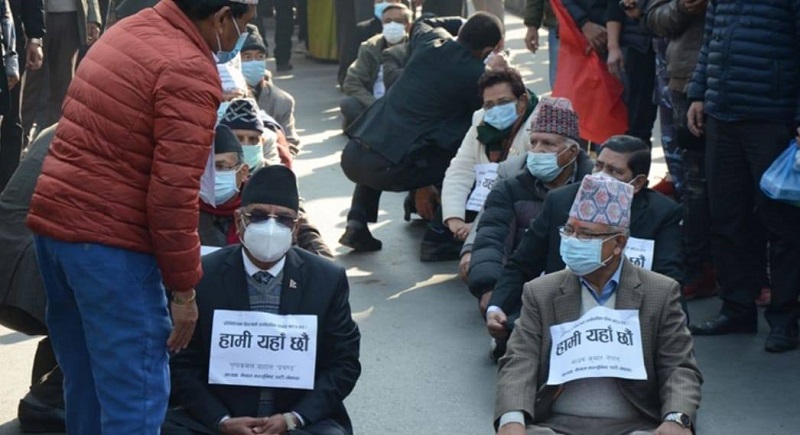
[170,246,361,434]
[347,16,483,164]
[495,260,702,427]
[489,183,684,321]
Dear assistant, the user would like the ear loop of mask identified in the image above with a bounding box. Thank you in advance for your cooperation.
[215,11,242,53]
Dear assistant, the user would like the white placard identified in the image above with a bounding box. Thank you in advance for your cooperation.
[547,306,646,385]
[624,237,655,271]
[466,163,499,212]
[201,246,221,256]
[209,310,318,390]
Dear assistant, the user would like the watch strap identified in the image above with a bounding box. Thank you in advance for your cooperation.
[283,412,297,431]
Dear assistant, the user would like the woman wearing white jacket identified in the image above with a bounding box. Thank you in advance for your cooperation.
[440,68,538,246]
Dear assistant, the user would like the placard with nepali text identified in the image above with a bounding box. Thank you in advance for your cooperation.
[624,237,655,271]
[209,310,317,390]
[547,306,646,385]
[466,163,499,212]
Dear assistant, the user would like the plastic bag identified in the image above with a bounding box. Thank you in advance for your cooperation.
[760,139,800,203]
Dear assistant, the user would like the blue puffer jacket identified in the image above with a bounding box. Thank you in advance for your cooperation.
[687,0,800,125]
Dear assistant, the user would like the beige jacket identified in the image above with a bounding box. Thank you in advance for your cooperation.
[495,259,702,428]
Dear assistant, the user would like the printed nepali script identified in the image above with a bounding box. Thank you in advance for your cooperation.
[547,306,646,385]
[209,310,318,390]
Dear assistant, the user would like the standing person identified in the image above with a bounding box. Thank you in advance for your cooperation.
[473,0,504,22]
[523,0,557,89]
[0,0,44,191]
[20,0,102,142]
[273,0,294,71]
[420,0,464,17]
[686,0,800,353]
[26,1,257,433]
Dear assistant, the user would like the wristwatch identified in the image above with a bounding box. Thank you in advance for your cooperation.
[283,412,298,431]
[663,412,692,428]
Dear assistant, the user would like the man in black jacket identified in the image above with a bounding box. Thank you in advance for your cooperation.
[469,97,594,313]
[686,0,800,352]
[339,12,505,253]
[484,135,684,359]
[164,166,361,435]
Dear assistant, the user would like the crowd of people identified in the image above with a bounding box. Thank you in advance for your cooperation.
[0,0,798,434]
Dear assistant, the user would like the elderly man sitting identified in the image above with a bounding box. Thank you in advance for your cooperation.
[164,166,361,435]
[495,174,702,435]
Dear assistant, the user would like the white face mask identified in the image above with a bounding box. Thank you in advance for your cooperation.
[242,218,293,263]
[383,22,407,45]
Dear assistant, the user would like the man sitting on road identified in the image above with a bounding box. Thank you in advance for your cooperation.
[494,174,701,435]
[468,97,593,314]
[199,125,332,257]
[164,166,361,435]
[486,135,684,359]
[340,3,412,131]
[339,12,506,257]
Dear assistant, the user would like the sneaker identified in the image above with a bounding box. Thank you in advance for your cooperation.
[339,221,382,252]
[756,287,771,307]
[652,177,676,199]
[18,393,66,433]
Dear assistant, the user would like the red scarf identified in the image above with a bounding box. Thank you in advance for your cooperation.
[199,195,242,245]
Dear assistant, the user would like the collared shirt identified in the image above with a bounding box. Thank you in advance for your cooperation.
[242,250,286,278]
[580,259,624,306]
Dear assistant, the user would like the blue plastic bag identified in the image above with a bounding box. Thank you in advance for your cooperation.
[760,139,800,203]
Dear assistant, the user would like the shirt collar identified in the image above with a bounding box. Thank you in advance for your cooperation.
[242,249,286,278]
[580,258,624,306]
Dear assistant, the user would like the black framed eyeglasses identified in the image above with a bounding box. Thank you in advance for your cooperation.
[242,212,298,229]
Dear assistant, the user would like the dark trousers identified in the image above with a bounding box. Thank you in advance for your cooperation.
[274,0,294,66]
[0,27,27,190]
[423,0,465,16]
[339,96,367,131]
[335,0,357,86]
[620,47,657,145]
[29,337,65,409]
[341,139,453,223]
[705,117,800,327]
[162,408,348,435]
[21,12,80,144]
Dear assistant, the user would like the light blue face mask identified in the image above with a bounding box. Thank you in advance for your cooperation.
[374,1,390,20]
[483,102,519,130]
[216,17,247,64]
[242,144,264,170]
[214,169,239,205]
[559,234,616,276]
[216,101,231,125]
[242,60,266,87]
[526,146,575,182]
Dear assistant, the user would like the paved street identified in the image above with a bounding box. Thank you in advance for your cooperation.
[2,11,800,435]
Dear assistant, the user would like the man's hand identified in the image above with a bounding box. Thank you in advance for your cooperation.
[681,0,708,15]
[479,291,492,315]
[687,102,705,137]
[26,42,43,70]
[414,186,440,221]
[446,218,471,241]
[486,309,509,339]
[524,26,540,53]
[255,414,288,435]
[607,46,624,80]
[498,423,526,435]
[87,22,102,45]
[7,74,19,90]
[167,294,198,353]
[459,252,472,283]
[219,417,265,435]
[581,22,607,53]
[654,422,692,435]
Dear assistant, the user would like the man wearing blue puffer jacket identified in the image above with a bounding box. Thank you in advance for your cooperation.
[686,0,800,353]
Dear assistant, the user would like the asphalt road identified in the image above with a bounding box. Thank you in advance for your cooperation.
[2,11,799,435]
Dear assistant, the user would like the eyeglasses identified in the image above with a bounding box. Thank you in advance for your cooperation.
[241,212,298,229]
[558,226,621,241]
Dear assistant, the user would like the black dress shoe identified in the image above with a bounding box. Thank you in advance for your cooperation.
[765,325,799,353]
[420,227,462,262]
[339,221,382,252]
[18,393,66,433]
[276,62,293,72]
[688,314,757,336]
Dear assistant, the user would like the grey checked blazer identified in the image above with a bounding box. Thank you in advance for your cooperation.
[494,258,702,428]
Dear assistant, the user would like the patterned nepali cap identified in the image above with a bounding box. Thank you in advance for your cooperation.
[569,174,634,228]
[529,97,581,142]
[220,98,264,133]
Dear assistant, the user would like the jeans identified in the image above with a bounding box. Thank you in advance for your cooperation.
[33,235,172,434]
[655,39,682,191]
[705,118,800,327]
[548,28,559,90]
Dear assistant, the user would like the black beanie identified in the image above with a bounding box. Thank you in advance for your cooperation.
[243,24,268,54]
[214,125,242,155]
[220,98,265,133]
[241,165,299,212]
